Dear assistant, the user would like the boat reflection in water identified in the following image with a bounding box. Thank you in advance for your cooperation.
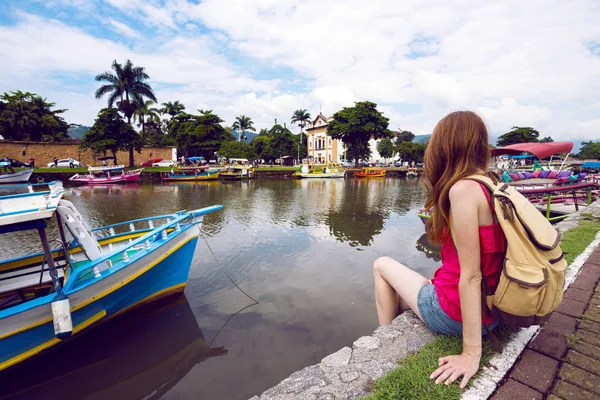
[416,233,441,262]
[67,183,141,197]
[0,296,227,400]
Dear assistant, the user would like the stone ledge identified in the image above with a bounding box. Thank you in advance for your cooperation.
[250,312,436,400]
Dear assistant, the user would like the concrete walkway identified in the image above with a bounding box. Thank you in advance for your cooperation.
[490,246,600,399]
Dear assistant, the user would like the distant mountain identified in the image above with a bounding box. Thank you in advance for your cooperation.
[413,134,431,144]
[68,125,90,140]
[241,131,259,142]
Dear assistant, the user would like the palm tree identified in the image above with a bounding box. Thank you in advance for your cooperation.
[134,100,161,139]
[161,100,185,118]
[231,115,256,142]
[95,59,157,165]
[291,109,311,162]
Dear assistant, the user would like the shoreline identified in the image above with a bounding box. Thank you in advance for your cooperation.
[28,167,423,184]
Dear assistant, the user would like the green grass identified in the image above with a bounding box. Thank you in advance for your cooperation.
[567,334,579,348]
[361,335,497,400]
[560,218,600,265]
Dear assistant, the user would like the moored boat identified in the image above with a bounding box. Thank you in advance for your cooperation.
[354,167,386,178]
[220,158,254,180]
[162,165,220,181]
[0,161,33,184]
[0,180,223,372]
[292,163,345,179]
[69,165,143,184]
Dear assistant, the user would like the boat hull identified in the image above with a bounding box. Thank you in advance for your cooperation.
[69,170,142,184]
[354,172,386,178]
[293,172,345,179]
[0,228,199,372]
[0,169,33,184]
[162,170,220,181]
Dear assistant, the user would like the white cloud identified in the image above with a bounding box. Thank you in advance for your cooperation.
[107,19,141,38]
[2,0,600,141]
[575,119,600,140]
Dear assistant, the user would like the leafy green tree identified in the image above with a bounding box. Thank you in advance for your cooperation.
[291,109,311,162]
[267,123,295,159]
[0,91,69,141]
[327,101,392,167]
[377,138,395,162]
[496,126,540,147]
[171,110,235,159]
[395,130,415,144]
[218,141,257,160]
[395,142,427,164]
[232,115,256,142]
[258,128,270,137]
[95,59,157,166]
[134,100,161,139]
[539,136,554,143]
[577,141,600,159]
[252,136,271,158]
[79,108,141,163]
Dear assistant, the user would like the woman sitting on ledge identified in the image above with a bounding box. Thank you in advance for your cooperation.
[373,111,505,388]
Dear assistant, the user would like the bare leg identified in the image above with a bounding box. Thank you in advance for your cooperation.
[374,256,429,325]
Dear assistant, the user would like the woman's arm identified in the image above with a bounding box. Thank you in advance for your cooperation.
[430,180,484,388]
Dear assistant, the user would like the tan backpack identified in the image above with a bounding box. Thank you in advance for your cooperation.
[463,173,567,329]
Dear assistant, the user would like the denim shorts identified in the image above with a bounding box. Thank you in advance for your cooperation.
[416,284,499,336]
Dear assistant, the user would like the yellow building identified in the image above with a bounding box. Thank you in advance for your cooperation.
[305,113,344,164]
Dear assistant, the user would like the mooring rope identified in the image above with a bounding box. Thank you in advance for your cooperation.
[193,215,260,305]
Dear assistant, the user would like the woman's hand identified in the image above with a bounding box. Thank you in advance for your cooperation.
[430,352,480,389]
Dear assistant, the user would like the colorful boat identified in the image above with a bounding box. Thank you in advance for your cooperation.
[406,168,419,178]
[292,163,345,179]
[161,164,220,181]
[220,158,254,180]
[0,180,223,372]
[354,167,386,178]
[0,296,227,399]
[0,161,33,184]
[69,165,143,184]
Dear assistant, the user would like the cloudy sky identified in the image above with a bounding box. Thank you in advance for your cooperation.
[1,0,600,142]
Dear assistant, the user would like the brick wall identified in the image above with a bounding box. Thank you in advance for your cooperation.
[0,141,175,166]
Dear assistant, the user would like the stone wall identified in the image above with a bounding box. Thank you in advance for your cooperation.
[0,141,175,166]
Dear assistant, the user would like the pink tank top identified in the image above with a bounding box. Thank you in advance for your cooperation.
[432,183,506,324]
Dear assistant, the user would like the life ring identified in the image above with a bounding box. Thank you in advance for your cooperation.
[37,176,45,183]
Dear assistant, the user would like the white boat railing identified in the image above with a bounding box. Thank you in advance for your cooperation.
[62,205,223,292]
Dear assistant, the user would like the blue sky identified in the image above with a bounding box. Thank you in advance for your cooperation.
[1,0,600,142]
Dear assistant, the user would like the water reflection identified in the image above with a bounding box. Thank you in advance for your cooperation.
[0,179,438,400]
[0,296,227,400]
[416,233,442,262]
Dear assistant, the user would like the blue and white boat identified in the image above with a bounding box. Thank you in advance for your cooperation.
[0,181,222,372]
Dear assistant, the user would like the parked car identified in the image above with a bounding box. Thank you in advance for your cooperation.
[47,158,82,168]
[152,159,174,168]
[0,158,31,168]
[340,160,354,168]
[140,158,163,167]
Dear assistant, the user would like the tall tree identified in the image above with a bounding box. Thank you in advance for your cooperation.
[395,130,415,144]
[171,110,235,159]
[327,101,392,167]
[395,142,427,164]
[95,59,157,166]
[577,141,600,160]
[79,107,141,163]
[539,136,554,143]
[377,138,395,163]
[291,109,312,162]
[218,141,257,160]
[0,91,69,141]
[232,115,256,142]
[134,100,161,139]
[161,101,185,118]
[496,126,540,147]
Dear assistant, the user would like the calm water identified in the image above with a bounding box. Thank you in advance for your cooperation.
[0,178,441,400]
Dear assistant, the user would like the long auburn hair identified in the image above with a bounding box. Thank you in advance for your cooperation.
[422,111,490,244]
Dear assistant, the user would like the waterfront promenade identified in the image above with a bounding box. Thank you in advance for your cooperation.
[490,247,600,399]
